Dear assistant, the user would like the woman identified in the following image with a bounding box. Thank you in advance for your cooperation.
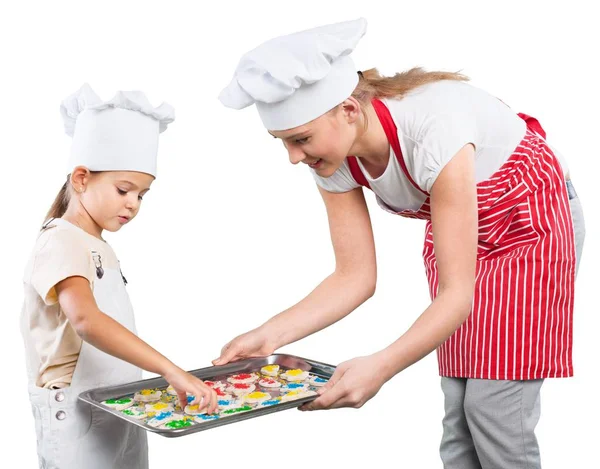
[215,18,584,468]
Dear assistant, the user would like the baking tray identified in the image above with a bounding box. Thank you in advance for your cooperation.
[78,353,335,437]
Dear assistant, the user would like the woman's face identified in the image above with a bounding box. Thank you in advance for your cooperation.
[269,98,361,178]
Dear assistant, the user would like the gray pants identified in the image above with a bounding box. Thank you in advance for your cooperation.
[440,180,585,469]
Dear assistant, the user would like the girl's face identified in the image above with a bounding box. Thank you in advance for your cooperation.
[74,169,154,233]
[269,98,361,178]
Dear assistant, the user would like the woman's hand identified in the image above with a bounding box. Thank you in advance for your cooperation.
[163,367,218,413]
[299,354,389,411]
[212,327,276,366]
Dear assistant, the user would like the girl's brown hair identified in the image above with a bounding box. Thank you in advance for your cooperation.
[44,175,72,225]
[352,66,469,105]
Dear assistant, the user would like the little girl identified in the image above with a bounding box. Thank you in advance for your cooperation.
[21,84,217,469]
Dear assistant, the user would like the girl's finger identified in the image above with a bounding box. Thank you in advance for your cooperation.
[177,391,188,409]
[208,388,218,414]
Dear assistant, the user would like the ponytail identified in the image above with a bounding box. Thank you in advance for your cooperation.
[352,66,469,104]
[43,176,71,227]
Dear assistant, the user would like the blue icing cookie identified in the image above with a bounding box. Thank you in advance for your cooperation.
[153,411,173,421]
[313,377,327,383]
[196,413,219,421]
[285,383,305,389]
[186,395,195,404]
[260,399,280,407]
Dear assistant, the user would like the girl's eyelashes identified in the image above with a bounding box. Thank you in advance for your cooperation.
[296,137,310,144]
[117,187,143,201]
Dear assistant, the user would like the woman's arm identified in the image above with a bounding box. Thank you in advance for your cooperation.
[56,277,218,412]
[303,143,478,410]
[214,185,377,364]
[376,143,478,379]
[264,186,378,347]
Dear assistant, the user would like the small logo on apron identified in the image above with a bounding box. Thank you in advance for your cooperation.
[91,251,104,279]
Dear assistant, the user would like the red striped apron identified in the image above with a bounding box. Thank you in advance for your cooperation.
[348,99,576,380]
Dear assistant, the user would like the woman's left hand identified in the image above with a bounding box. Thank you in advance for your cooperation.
[299,354,389,411]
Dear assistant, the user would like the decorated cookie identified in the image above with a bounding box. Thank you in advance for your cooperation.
[102,397,133,411]
[147,411,177,427]
[243,391,271,405]
[217,398,240,411]
[160,393,177,403]
[261,364,280,377]
[194,413,220,423]
[145,402,174,414]
[162,418,194,429]
[281,382,309,393]
[227,373,259,385]
[259,398,282,408]
[280,369,309,381]
[121,408,147,420]
[280,390,317,402]
[258,377,282,389]
[134,389,162,402]
[165,385,178,396]
[220,405,253,417]
[226,383,256,397]
[214,388,233,400]
[309,375,328,387]
[203,380,227,391]
[184,403,209,416]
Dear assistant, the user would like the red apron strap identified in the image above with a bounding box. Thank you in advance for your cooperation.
[347,156,371,189]
[347,99,429,195]
[517,112,546,139]
[371,99,429,196]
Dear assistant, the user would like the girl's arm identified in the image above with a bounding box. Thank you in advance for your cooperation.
[303,143,478,410]
[56,278,218,413]
[214,186,377,364]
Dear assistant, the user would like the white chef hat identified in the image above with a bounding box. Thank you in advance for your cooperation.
[60,83,175,177]
[219,18,367,131]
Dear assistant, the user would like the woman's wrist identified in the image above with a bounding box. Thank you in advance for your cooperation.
[257,321,286,352]
[372,347,404,383]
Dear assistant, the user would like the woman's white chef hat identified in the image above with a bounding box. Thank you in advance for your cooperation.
[219,18,367,131]
[60,83,175,177]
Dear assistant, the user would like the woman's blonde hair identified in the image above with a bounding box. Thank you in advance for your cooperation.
[352,66,469,104]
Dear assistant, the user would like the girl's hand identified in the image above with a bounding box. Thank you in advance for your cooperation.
[299,355,388,411]
[163,367,218,414]
[212,327,275,366]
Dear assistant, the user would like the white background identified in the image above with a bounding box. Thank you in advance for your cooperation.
[1,0,598,467]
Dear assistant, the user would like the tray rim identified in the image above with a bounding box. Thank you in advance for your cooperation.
[77,353,336,437]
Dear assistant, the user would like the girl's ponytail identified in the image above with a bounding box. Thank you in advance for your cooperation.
[43,176,71,227]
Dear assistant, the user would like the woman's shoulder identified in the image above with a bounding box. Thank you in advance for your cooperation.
[310,160,360,193]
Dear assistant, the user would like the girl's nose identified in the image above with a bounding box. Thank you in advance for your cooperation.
[125,195,139,211]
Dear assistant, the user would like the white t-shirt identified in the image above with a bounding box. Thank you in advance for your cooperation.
[20,219,119,388]
[312,80,568,212]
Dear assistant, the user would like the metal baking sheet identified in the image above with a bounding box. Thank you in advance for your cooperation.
[78,353,335,437]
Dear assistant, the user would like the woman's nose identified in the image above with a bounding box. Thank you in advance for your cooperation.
[288,147,306,165]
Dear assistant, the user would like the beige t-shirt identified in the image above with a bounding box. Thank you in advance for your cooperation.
[20,218,119,388]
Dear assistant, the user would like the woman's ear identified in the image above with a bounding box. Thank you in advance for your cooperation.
[70,166,91,194]
[341,97,361,124]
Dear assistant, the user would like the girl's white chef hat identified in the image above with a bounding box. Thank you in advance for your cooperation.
[219,18,367,131]
[60,83,175,177]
